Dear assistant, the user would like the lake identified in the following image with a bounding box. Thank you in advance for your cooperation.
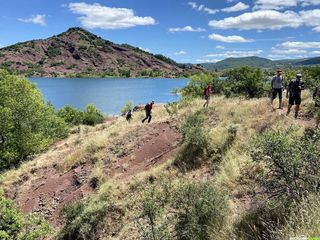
[29,77,189,115]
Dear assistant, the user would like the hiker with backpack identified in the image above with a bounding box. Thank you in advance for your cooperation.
[126,109,133,122]
[203,84,212,108]
[271,69,284,110]
[142,101,154,123]
[313,84,320,128]
[286,73,305,118]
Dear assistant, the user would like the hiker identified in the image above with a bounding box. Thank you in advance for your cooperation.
[271,69,284,110]
[286,73,305,118]
[203,84,212,108]
[142,101,154,123]
[126,109,133,122]
[313,84,320,128]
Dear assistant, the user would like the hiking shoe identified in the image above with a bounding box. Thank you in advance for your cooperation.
[278,107,283,109]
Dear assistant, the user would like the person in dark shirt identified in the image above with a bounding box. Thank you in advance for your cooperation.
[126,109,133,122]
[286,74,305,118]
[142,101,154,123]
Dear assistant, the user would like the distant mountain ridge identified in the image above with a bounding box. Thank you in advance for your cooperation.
[0,27,205,77]
[202,56,320,70]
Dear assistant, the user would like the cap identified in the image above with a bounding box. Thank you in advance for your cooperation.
[277,69,282,73]
[296,73,302,78]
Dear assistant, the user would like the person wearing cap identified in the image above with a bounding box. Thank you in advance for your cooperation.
[286,74,305,118]
[203,84,212,108]
[271,69,284,110]
[142,101,154,123]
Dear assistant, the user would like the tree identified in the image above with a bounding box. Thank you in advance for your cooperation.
[224,66,267,98]
[0,70,68,171]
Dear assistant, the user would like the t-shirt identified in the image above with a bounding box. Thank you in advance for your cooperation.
[288,79,305,96]
[272,75,283,89]
[204,86,212,97]
[145,104,153,112]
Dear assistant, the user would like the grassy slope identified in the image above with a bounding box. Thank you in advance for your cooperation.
[0,93,317,239]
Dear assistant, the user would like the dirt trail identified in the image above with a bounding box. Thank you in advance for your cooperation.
[7,121,182,226]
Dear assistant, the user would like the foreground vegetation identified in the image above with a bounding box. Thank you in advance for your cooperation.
[0,66,320,239]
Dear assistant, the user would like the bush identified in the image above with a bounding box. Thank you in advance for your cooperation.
[0,71,68,171]
[120,101,133,116]
[0,191,51,239]
[172,182,229,240]
[82,104,104,126]
[138,185,171,240]
[272,194,320,239]
[224,66,267,98]
[251,128,320,200]
[57,105,84,125]
[175,111,209,170]
[58,191,116,240]
[181,73,221,98]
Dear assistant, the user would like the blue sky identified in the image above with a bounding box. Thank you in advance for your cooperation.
[1,0,320,63]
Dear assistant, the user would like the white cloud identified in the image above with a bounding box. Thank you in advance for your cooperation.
[139,47,150,52]
[222,2,250,12]
[18,14,47,26]
[300,0,320,6]
[300,9,320,32]
[169,26,205,32]
[208,33,253,43]
[209,10,302,30]
[173,51,187,55]
[205,49,263,58]
[253,0,297,10]
[278,41,320,49]
[68,2,156,29]
[216,45,225,49]
[188,2,219,14]
[272,48,307,54]
[196,59,220,63]
[310,50,320,54]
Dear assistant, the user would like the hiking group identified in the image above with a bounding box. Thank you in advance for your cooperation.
[125,101,155,123]
[271,69,306,118]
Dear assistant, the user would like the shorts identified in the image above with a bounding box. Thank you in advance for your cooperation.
[289,94,301,105]
[272,88,282,99]
[205,95,210,101]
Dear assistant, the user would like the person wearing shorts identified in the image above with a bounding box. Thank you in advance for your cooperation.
[271,69,284,110]
[286,74,305,118]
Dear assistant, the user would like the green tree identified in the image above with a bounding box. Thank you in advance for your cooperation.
[57,105,84,125]
[0,71,68,170]
[120,101,133,115]
[82,104,104,126]
[224,66,267,98]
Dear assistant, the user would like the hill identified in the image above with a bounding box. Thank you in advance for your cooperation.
[203,56,320,70]
[0,27,205,77]
[1,91,318,239]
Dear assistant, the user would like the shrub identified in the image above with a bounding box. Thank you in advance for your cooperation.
[0,191,51,240]
[181,73,221,98]
[138,185,171,240]
[224,66,267,98]
[57,105,84,125]
[58,191,116,240]
[172,182,229,240]
[82,104,104,126]
[272,194,320,239]
[120,101,133,116]
[0,71,68,171]
[175,111,209,170]
[251,128,320,200]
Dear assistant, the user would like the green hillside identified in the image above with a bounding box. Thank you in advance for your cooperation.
[203,56,320,70]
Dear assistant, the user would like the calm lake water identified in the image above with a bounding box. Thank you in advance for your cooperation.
[29,77,189,115]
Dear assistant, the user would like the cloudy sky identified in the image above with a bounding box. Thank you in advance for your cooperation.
[1,0,320,63]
